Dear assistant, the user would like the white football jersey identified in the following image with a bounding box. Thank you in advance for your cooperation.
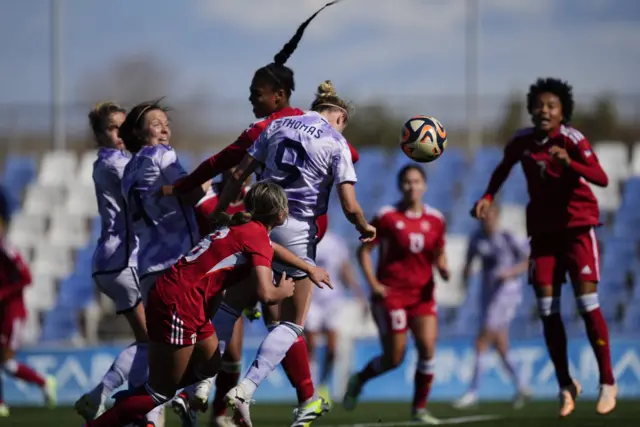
[248,111,357,218]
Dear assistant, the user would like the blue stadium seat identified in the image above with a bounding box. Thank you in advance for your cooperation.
[57,273,95,309]
[2,154,37,212]
[40,306,80,342]
[623,306,640,333]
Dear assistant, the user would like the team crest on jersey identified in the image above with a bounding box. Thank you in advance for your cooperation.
[420,221,430,232]
[395,220,405,230]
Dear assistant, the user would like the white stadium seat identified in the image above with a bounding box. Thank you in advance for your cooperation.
[499,204,527,239]
[434,234,468,307]
[630,142,640,176]
[591,185,621,212]
[77,150,98,186]
[66,184,98,217]
[48,210,89,248]
[37,150,78,187]
[24,274,56,312]
[31,244,73,279]
[7,212,48,248]
[22,183,66,214]
[594,141,629,182]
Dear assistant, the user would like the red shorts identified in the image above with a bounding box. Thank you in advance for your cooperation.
[146,286,214,346]
[529,226,600,287]
[371,286,436,334]
[0,310,26,351]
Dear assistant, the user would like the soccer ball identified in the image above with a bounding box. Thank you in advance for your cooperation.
[399,116,447,163]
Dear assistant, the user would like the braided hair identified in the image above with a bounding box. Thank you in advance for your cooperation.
[253,1,343,97]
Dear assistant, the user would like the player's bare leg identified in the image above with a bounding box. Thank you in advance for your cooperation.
[453,330,491,409]
[409,315,439,424]
[306,328,336,405]
[573,280,616,414]
[535,283,579,417]
[494,330,531,409]
[343,309,408,411]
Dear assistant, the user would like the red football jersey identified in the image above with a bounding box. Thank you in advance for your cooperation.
[484,126,608,235]
[0,241,31,317]
[155,221,273,315]
[372,204,446,290]
[194,185,248,235]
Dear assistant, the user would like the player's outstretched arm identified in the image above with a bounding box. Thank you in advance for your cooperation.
[336,182,376,242]
[253,266,296,304]
[272,243,332,289]
[213,154,261,216]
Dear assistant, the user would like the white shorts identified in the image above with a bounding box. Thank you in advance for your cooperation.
[93,267,141,314]
[480,288,521,332]
[139,270,167,307]
[305,297,344,333]
[270,216,317,278]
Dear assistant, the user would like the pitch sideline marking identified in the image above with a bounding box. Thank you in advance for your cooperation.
[325,414,503,427]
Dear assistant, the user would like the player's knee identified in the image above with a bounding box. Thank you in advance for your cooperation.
[575,280,598,295]
[383,349,405,368]
[537,296,560,317]
[575,293,599,314]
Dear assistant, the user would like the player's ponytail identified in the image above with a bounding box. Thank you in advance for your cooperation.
[253,1,343,97]
[88,101,126,146]
[209,182,288,230]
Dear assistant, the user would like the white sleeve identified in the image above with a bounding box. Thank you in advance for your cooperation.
[159,149,187,184]
[331,141,357,186]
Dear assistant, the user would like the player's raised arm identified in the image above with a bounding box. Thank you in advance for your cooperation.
[472,142,520,219]
[213,154,261,218]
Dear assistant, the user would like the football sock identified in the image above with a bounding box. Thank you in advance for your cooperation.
[1,359,45,387]
[577,293,615,385]
[85,384,167,427]
[242,322,302,399]
[357,355,385,384]
[281,336,315,403]
[413,359,435,410]
[538,297,572,388]
[212,360,241,417]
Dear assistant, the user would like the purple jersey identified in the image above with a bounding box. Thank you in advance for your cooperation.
[122,144,200,276]
[92,147,138,273]
[248,111,357,218]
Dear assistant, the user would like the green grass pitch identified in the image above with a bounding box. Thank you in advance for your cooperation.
[4,400,639,427]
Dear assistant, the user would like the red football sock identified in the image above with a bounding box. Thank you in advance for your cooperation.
[212,364,241,416]
[412,359,435,410]
[281,336,315,403]
[581,307,615,385]
[540,313,573,387]
[10,363,45,387]
[86,386,157,427]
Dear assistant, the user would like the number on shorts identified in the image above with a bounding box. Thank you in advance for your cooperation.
[274,138,307,189]
[408,232,425,254]
[389,309,407,331]
[185,227,230,262]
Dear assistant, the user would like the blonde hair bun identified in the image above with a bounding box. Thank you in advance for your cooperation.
[316,80,337,98]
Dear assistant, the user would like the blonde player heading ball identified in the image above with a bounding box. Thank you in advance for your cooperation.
[214,80,375,427]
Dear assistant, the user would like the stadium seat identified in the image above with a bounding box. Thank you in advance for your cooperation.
[2,154,37,211]
[31,244,73,279]
[594,141,629,183]
[24,273,56,312]
[77,150,98,186]
[498,204,527,238]
[22,183,66,214]
[48,211,89,248]
[37,150,78,187]
[7,212,48,247]
[630,142,640,176]
[66,184,98,216]
[40,305,80,342]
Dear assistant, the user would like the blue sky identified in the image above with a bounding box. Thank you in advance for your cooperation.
[1,0,639,132]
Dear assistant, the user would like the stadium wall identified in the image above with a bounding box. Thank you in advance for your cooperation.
[2,337,639,405]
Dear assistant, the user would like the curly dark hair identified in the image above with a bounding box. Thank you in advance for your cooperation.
[526,77,574,124]
[252,1,342,97]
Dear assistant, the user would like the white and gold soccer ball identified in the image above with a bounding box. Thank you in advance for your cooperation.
[399,115,447,163]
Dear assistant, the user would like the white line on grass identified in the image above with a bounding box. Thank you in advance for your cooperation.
[325,414,503,427]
